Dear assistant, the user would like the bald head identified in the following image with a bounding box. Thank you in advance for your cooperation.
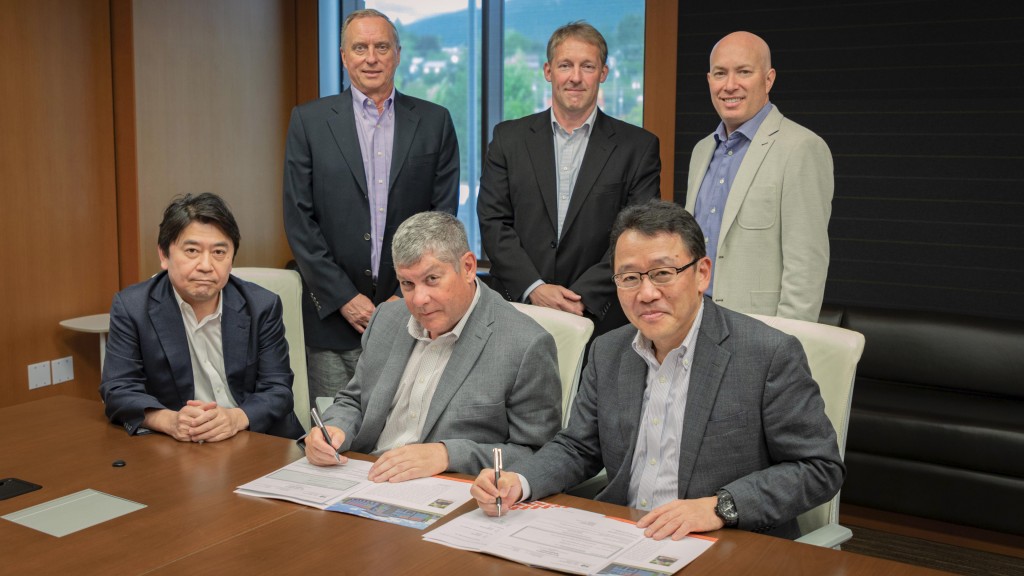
[710,31,771,71]
[706,31,776,134]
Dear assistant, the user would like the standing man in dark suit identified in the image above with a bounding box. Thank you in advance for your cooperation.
[477,21,660,337]
[283,9,459,403]
[471,201,843,541]
[101,193,304,441]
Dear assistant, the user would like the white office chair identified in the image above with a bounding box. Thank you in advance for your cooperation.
[747,313,866,549]
[509,302,594,428]
[232,267,310,432]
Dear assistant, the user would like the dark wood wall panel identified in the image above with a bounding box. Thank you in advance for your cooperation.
[675,0,1024,321]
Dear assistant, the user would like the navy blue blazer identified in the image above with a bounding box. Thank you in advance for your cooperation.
[283,89,460,351]
[100,272,304,439]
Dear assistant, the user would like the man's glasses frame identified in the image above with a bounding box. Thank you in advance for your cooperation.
[612,257,701,289]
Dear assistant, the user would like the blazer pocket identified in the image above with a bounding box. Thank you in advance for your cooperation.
[736,185,778,229]
[705,410,747,437]
[407,152,437,166]
[453,401,505,421]
[590,181,625,196]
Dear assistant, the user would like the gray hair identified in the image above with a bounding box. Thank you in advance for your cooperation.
[341,8,400,50]
[392,212,469,269]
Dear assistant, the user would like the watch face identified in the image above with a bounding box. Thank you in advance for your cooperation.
[716,491,738,526]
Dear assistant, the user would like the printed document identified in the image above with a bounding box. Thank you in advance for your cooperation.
[424,504,716,575]
[236,457,472,529]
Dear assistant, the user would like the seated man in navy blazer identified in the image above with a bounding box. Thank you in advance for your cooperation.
[101,193,304,441]
[303,211,561,482]
[471,200,843,540]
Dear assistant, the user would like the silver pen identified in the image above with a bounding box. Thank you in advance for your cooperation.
[493,447,503,516]
[310,407,341,463]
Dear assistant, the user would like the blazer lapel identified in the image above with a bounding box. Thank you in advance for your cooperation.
[389,92,420,189]
[419,286,494,439]
[326,90,369,197]
[524,112,559,234]
[676,299,731,497]
[220,282,249,402]
[561,110,615,241]
[602,347,648,498]
[719,107,781,245]
[148,274,194,404]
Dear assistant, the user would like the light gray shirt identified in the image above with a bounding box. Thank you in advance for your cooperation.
[173,289,238,409]
[374,279,483,452]
[626,302,704,511]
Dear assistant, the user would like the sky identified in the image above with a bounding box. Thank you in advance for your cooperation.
[369,0,481,25]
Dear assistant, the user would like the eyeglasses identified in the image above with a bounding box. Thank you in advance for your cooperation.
[612,257,701,289]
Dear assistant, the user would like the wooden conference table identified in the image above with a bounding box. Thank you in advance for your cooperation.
[0,397,950,575]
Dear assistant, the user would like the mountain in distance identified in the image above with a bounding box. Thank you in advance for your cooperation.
[400,0,643,47]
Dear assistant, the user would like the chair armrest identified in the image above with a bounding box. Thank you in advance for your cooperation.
[795,523,853,549]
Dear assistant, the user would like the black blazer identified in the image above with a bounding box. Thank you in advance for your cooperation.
[477,109,660,336]
[100,272,304,439]
[283,89,460,351]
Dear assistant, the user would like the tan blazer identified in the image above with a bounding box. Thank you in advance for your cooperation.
[685,106,833,321]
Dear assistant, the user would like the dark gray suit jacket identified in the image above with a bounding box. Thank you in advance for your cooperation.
[100,272,304,439]
[515,297,844,539]
[283,89,459,351]
[321,282,562,474]
[477,109,660,336]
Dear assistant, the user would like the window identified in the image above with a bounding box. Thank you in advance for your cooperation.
[321,0,646,257]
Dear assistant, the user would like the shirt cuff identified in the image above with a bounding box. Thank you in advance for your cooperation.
[522,280,545,303]
[518,472,532,502]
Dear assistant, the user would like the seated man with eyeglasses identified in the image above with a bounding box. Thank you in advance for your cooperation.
[470,199,844,541]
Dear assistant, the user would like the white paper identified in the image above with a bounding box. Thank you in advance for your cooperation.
[423,505,716,575]
[236,457,472,529]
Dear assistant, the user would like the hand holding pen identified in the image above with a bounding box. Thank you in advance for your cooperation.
[310,407,342,463]
[493,447,503,516]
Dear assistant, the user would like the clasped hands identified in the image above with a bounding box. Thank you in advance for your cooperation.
[146,400,249,443]
[305,425,450,482]
[470,468,724,540]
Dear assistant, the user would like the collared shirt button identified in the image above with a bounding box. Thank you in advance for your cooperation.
[727,149,734,156]
[719,178,725,184]
[710,207,717,214]
[377,179,384,184]
[649,458,656,466]
[378,207,384,212]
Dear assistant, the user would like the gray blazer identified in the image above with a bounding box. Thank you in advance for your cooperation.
[684,106,833,322]
[321,282,562,474]
[516,297,844,539]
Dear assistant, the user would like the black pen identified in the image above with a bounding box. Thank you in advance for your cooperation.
[310,407,341,463]
[493,447,503,516]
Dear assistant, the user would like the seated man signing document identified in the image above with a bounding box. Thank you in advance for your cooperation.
[471,200,843,540]
[304,212,562,482]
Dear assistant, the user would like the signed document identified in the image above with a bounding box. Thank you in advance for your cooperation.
[423,503,716,575]
[236,457,472,530]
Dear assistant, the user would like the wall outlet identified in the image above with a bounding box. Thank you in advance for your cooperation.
[28,361,51,389]
[52,356,74,384]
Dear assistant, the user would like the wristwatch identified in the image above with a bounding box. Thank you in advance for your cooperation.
[714,489,739,527]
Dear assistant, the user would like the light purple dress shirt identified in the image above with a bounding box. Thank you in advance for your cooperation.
[351,85,396,280]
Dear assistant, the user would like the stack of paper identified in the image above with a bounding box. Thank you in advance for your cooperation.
[423,504,716,575]
[236,458,472,530]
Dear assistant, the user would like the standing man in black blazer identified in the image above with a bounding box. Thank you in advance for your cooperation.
[283,9,459,402]
[477,21,660,337]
